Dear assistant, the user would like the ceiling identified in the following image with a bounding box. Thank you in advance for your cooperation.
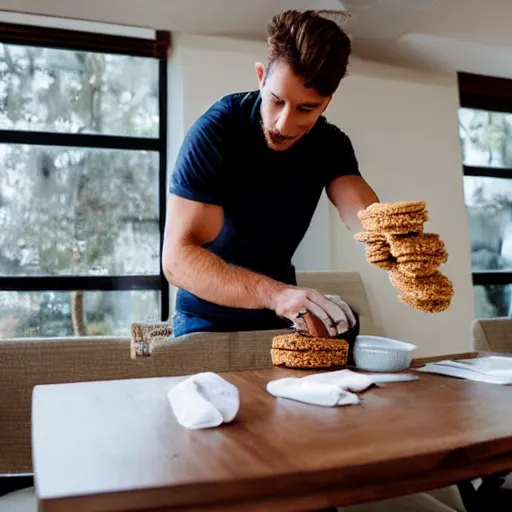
[1,0,512,79]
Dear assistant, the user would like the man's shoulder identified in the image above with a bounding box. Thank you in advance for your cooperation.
[313,116,350,143]
[203,91,260,121]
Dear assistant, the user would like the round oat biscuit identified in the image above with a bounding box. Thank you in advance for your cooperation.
[388,268,454,299]
[366,245,391,261]
[388,267,450,291]
[270,348,348,369]
[397,261,440,278]
[396,250,448,265]
[272,333,349,352]
[359,211,428,234]
[354,231,388,244]
[371,258,397,270]
[358,201,427,221]
[387,233,445,258]
[397,293,452,313]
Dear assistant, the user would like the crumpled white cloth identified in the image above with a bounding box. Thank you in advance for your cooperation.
[266,369,418,407]
[167,372,239,429]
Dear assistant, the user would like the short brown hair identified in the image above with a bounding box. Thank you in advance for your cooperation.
[266,10,352,96]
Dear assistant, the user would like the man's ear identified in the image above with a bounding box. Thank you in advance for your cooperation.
[255,62,265,89]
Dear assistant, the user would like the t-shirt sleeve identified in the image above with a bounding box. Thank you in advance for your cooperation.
[322,126,361,185]
[169,103,232,206]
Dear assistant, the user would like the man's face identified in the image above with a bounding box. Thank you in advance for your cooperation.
[257,61,331,152]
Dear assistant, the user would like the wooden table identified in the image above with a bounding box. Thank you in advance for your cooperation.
[32,368,512,512]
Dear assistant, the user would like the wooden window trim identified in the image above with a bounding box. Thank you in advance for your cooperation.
[458,71,512,114]
[0,21,171,59]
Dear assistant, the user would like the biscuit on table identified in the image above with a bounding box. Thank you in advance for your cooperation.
[270,347,348,369]
[271,333,349,369]
[272,333,348,352]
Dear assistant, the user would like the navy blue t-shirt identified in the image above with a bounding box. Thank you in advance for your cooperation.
[169,91,360,335]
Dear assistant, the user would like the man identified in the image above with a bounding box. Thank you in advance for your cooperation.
[163,10,379,338]
[162,10,464,512]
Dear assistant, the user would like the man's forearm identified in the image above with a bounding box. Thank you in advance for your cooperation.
[327,175,380,232]
[344,193,379,231]
[164,244,285,310]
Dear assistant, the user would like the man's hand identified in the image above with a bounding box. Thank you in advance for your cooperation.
[271,287,356,337]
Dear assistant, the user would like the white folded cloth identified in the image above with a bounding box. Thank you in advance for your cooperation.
[167,372,239,429]
[267,369,418,407]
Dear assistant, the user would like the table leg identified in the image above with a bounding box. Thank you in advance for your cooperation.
[457,472,512,512]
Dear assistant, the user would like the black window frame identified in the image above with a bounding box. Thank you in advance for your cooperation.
[458,71,512,289]
[0,21,171,322]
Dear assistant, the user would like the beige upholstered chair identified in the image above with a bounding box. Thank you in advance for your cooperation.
[472,317,512,354]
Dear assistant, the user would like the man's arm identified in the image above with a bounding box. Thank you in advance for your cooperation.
[162,193,351,336]
[162,193,285,310]
[326,175,379,231]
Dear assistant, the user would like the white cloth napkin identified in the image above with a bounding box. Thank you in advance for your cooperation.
[167,372,239,429]
[266,369,418,407]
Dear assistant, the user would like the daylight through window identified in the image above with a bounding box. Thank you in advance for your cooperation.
[458,72,512,318]
[0,22,170,338]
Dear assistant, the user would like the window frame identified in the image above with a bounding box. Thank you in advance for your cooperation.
[0,21,171,323]
[458,71,512,289]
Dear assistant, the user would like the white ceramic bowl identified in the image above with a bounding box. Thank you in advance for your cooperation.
[353,335,417,372]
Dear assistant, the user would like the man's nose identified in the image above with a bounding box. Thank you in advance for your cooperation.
[275,107,295,136]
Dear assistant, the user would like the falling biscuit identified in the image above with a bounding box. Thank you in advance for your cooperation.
[359,201,427,218]
[354,231,388,244]
[366,245,392,261]
[388,268,454,300]
[387,233,445,258]
[357,201,453,314]
[370,259,397,270]
[397,293,452,313]
[398,260,441,278]
[396,252,448,265]
[366,245,397,270]
[359,211,429,234]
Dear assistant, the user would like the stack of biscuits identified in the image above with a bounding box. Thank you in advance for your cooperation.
[270,332,349,369]
[355,201,454,313]
[270,312,349,369]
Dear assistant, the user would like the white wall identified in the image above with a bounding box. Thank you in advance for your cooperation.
[327,59,474,355]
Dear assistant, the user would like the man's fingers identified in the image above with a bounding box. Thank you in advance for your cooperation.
[303,299,337,337]
[308,294,350,335]
[293,315,308,333]
[281,289,355,338]
[325,295,357,330]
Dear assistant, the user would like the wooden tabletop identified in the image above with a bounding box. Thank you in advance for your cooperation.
[32,368,512,512]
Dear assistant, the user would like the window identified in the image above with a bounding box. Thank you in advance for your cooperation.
[458,72,512,318]
[0,21,171,338]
